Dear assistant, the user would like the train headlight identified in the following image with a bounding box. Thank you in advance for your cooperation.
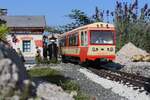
[92,47,95,51]
[92,47,98,51]
[107,48,109,51]
[110,47,113,52]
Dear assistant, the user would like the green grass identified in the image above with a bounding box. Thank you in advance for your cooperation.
[74,91,90,100]
[61,80,79,91]
[35,57,61,64]
[28,68,59,77]
[28,68,90,100]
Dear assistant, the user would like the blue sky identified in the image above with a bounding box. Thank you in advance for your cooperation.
[0,0,149,26]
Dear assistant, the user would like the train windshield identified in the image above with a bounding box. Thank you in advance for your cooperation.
[90,31,114,44]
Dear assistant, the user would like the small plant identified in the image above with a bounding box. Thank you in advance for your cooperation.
[35,55,42,64]
[74,91,90,100]
[61,80,90,100]
[61,80,79,92]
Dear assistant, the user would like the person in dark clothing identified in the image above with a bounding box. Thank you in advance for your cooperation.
[48,42,52,60]
[43,42,48,60]
[48,41,58,61]
[52,42,58,61]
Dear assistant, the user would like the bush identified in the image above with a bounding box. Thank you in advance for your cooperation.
[0,24,9,41]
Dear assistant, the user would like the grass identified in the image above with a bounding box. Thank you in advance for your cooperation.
[35,57,61,64]
[27,68,90,100]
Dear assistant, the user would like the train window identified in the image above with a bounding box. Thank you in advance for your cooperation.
[69,35,72,46]
[68,33,78,46]
[90,31,113,44]
[81,32,84,46]
[60,37,66,47]
[72,35,75,46]
[84,31,88,46]
[75,33,78,46]
[81,31,88,46]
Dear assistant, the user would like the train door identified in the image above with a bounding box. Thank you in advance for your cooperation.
[80,31,88,62]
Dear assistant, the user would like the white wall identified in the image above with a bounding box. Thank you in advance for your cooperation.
[7,34,43,58]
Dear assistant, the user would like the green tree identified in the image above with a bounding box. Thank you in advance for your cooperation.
[115,0,150,52]
[68,9,92,26]
[92,6,102,22]
[0,19,8,41]
[45,26,62,33]
[59,9,93,32]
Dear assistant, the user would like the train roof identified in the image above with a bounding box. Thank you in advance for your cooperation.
[59,22,115,38]
[68,22,115,32]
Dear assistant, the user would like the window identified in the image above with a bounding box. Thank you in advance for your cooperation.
[23,40,31,52]
[69,35,73,46]
[90,31,114,44]
[84,31,88,46]
[60,37,66,47]
[75,33,78,45]
[81,32,84,46]
[81,31,88,46]
[69,33,78,46]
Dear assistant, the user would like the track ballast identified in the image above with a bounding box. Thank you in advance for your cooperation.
[89,67,150,94]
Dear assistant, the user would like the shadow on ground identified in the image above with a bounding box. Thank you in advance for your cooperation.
[100,62,124,70]
[80,61,124,70]
[144,78,150,94]
[30,74,71,87]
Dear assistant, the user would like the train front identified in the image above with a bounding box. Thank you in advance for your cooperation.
[87,25,116,61]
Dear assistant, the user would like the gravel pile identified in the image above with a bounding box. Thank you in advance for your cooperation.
[36,82,74,100]
[48,63,128,100]
[115,42,150,77]
[115,42,149,65]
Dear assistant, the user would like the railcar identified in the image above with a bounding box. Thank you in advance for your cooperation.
[58,22,116,64]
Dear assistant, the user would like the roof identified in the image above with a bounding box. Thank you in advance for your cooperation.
[60,22,115,37]
[67,22,115,33]
[0,16,46,28]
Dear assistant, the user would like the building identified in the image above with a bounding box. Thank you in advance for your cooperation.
[0,16,46,57]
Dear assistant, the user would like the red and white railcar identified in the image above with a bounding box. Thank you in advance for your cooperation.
[59,22,116,63]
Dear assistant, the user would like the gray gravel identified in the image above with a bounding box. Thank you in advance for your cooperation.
[44,63,128,100]
[121,62,150,77]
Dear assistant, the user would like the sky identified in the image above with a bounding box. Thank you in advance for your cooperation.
[0,0,149,26]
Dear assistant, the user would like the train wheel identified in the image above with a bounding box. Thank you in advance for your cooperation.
[62,55,67,63]
[79,61,89,67]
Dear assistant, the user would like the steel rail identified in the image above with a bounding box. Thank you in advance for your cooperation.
[89,67,150,93]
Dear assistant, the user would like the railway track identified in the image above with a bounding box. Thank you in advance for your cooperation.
[89,67,150,94]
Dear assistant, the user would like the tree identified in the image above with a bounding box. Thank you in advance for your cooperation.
[92,6,103,22]
[45,26,62,33]
[114,0,150,52]
[0,19,8,41]
[68,9,92,26]
[58,9,93,32]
